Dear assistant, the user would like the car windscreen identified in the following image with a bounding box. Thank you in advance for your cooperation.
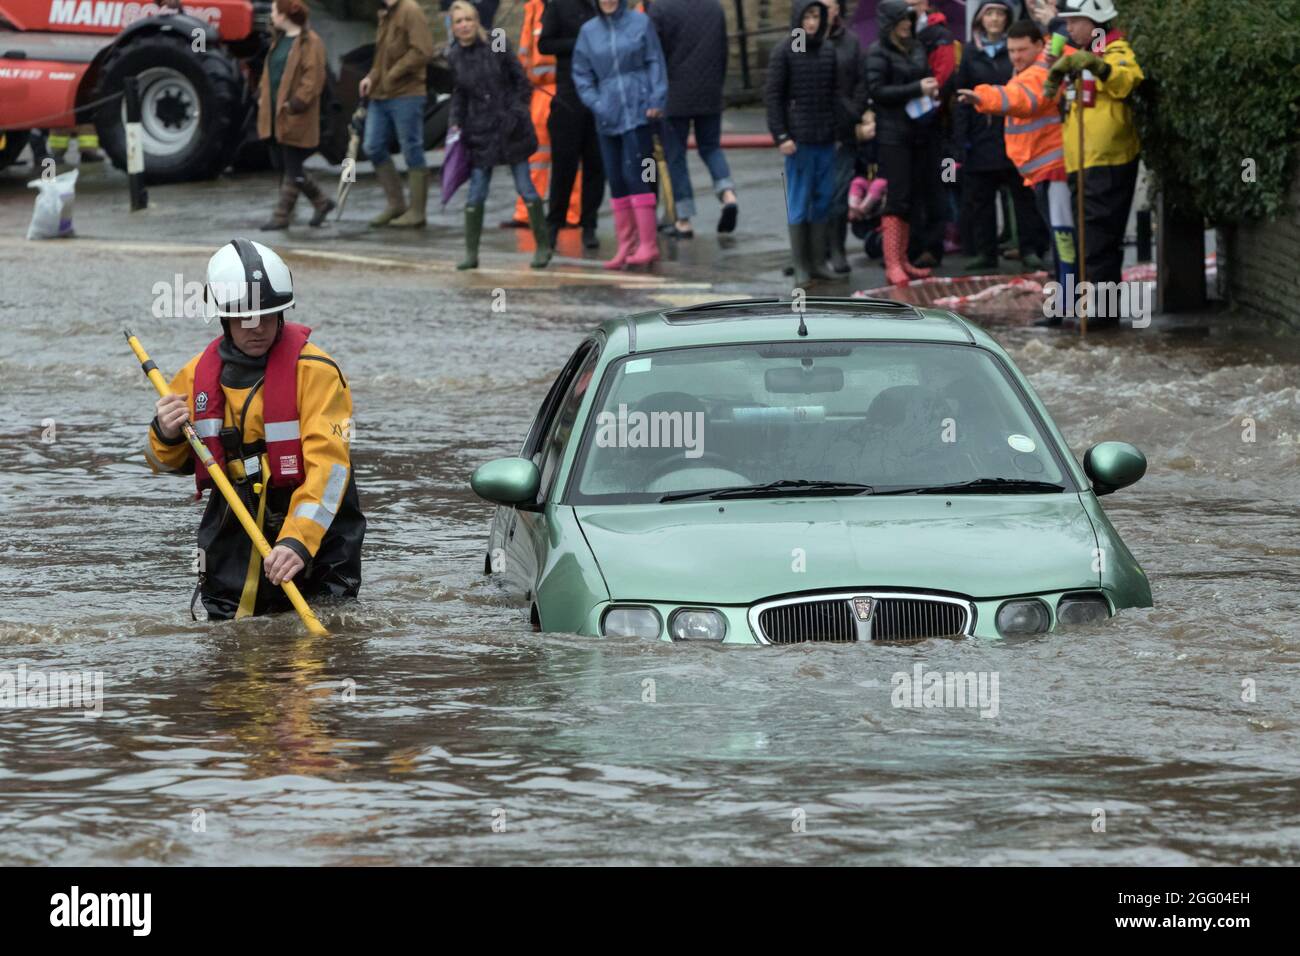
[566,341,1073,504]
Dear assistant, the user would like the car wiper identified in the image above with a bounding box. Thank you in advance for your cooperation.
[874,478,1067,496]
[659,479,876,503]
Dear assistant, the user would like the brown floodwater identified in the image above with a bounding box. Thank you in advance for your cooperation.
[1,240,1298,865]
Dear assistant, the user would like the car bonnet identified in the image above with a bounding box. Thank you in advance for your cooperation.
[574,493,1101,605]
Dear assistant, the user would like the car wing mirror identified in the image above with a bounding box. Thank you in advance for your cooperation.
[1083,441,1146,496]
[471,457,541,506]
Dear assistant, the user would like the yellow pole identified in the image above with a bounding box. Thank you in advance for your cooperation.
[1075,78,1088,337]
[124,328,329,636]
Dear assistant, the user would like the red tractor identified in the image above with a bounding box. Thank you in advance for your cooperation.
[0,0,451,181]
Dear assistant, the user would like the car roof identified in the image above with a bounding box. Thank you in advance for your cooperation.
[595,297,1001,355]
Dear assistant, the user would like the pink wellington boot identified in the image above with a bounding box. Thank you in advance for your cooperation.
[604,196,637,270]
[624,192,661,267]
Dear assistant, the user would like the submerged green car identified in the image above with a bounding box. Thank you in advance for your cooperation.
[472,298,1152,643]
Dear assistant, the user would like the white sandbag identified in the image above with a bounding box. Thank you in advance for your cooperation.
[26,168,79,240]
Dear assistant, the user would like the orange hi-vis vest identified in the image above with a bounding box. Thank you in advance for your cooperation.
[971,50,1066,187]
[513,0,581,226]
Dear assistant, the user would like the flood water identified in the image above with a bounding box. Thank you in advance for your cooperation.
[2,242,1299,865]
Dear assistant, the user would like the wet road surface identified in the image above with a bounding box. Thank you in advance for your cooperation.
[1,158,1299,865]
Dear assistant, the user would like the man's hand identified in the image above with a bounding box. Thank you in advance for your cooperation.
[778,139,797,156]
[920,77,940,98]
[359,75,372,98]
[956,88,980,106]
[264,545,305,586]
[155,393,188,440]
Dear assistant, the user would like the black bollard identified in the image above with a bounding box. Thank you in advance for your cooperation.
[1135,208,1152,263]
[124,75,148,211]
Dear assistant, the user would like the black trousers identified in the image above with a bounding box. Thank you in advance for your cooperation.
[270,141,314,187]
[547,94,605,229]
[962,166,1048,259]
[877,136,947,260]
[1069,158,1139,287]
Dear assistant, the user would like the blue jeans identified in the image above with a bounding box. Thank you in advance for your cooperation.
[783,143,835,224]
[664,114,735,220]
[597,125,655,199]
[364,95,427,170]
[467,161,540,207]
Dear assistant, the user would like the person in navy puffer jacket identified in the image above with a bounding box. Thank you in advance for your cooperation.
[573,0,669,270]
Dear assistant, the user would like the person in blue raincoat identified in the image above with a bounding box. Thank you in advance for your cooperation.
[572,0,669,270]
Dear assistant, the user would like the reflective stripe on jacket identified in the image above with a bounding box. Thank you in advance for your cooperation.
[971,51,1066,186]
[146,338,357,561]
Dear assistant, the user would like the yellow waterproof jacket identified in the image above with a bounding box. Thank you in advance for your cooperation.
[1062,33,1144,173]
[146,340,355,561]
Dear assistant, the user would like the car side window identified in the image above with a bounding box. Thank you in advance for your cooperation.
[521,341,597,464]
[535,346,600,504]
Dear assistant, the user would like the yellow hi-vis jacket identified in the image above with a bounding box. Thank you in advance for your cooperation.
[146,341,355,561]
[1062,32,1144,173]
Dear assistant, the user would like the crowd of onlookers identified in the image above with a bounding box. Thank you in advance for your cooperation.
[29,0,1145,324]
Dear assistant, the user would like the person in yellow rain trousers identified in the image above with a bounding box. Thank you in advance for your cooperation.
[145,239,365,621]
[511,0,583,231]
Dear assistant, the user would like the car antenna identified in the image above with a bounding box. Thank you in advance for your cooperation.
[780,168,809,338]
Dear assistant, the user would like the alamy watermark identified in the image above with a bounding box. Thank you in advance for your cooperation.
[594,403,705,458]
[0,665,103,717]
[1043,276,1154,328]
[891,663,999,719]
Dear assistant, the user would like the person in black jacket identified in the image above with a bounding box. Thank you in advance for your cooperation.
[865,0,943,286]
[953,0,1047,272]
[765,0,840,287]
[649,0,738,239]
[826,0,869,274]
[448,1,551,271]
[540,0,605,250]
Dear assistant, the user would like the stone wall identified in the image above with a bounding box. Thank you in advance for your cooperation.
[1220,164,1300,326]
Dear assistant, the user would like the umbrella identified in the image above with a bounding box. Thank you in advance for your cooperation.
[440,128,470,209]
[335,101,367,220]
[652,120,676,225]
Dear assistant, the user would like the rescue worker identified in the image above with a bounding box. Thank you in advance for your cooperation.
[958,18,1078,322]
[361,0,435,228]
[146,239,365,621]
[1045,0,1144,322]
[510,0,583,234]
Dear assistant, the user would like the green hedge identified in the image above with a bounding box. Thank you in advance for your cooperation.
[1121,0,1300,223]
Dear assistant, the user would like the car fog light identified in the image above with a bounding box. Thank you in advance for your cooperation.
[669,608,727,642]
[602,606,662,639]
[996,599,1052,636]
[1057,593,1111,626]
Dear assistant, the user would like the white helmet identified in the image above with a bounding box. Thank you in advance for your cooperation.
[204,238,295,320]
[1060,0,1117,23]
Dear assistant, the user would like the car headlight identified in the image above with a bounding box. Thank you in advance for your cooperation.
[602,606,662,639]
[996,599,1052,636]
[1057,593,1111,626]
[669,608,727,642]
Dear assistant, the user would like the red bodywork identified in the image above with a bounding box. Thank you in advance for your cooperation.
[0,0,254,129]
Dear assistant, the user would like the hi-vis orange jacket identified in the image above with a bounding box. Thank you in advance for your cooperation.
[971,49,1066,187]
[145,330,364,620]
[513,0,581,226]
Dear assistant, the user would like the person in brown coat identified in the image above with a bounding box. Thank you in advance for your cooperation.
[257,0,334,229]
[360,0,435,227]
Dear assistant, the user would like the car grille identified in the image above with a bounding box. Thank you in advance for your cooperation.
[754,594,970,644]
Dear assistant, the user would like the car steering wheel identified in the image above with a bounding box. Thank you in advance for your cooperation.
[644,451,738,484]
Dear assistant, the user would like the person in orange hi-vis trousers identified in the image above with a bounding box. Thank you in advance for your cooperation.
[510,0,583,230]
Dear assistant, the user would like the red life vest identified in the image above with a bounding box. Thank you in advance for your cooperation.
[191,323,311,495]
